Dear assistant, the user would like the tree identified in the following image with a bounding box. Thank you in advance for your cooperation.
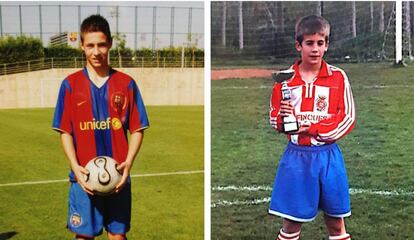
[370,2,374,32]
[352,1,357,38]
[380,2,385,33]
[316,1,322,16]
[238,1,244,50]
[222,2,227,46]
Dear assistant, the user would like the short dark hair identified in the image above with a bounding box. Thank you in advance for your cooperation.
[295,15,330,44]
[80,14,112,43]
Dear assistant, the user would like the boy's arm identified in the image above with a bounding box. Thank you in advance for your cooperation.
[308,73,356,142]
[60,132,94,195]
[269,83,284,132]
[115,130,144,193]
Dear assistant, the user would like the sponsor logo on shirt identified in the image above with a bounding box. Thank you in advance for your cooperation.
[297,113,329,123]
[79,117,122,131]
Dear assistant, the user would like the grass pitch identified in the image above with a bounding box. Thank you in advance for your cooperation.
[212,63,414,239]
[0,106,203,240]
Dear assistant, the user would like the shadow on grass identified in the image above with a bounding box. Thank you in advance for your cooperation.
[0,232,17,240]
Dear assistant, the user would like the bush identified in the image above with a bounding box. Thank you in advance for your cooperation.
[0,34,204,65]
[44,45,83,58]
[0,36,44,64]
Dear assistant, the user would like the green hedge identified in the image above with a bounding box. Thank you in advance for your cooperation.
[0,35,204,64]
[44,45,83,58]
[0,36,44,64]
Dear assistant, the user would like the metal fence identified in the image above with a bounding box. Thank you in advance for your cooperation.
[211,1,414,65]
[0,3,204,49]
[0,57,204,76]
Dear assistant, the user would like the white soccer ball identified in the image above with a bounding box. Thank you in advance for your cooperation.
[84,156,122,195]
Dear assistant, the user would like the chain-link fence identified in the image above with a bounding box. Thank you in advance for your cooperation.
[0,3,204,49]
[212,1,413,66]
[0,56,204,76]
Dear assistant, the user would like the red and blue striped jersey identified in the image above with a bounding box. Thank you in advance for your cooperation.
[269,60,355,146]
[53,68,149,166]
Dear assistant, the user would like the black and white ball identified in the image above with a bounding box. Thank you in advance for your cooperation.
[84,156,122,195]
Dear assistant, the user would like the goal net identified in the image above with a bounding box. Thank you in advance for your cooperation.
[211,1,408,66]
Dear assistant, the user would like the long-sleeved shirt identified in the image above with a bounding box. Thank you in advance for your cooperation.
[269,60,356,146]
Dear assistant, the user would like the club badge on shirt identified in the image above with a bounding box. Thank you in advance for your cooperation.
[316,95,328,112]
[111,92,127,114]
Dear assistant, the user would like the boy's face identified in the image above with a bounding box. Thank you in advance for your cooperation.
[81,31,112,69]
[295,33,328,66]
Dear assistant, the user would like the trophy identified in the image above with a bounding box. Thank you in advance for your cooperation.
[271,69,299,133]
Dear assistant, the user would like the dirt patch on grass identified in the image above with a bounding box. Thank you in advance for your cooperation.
[211,69,273,80]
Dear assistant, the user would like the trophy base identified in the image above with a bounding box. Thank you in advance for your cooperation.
[283,122,299,133]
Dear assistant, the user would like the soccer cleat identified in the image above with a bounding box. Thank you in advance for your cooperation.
[277,229,300,240]
[329,233,351,240]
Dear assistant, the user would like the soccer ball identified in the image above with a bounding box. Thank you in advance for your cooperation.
[84,156,122,195]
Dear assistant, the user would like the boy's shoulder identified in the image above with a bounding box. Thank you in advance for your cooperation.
[110,69,134,82]
[325,63,348,80]
[66,69,85,79]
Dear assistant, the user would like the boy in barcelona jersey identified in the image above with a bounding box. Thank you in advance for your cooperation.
[52,14,149,240]
[269,15,356,240]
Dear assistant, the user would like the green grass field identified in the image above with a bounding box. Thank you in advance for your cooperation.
[0,106,203,240]
[212,63,414,239]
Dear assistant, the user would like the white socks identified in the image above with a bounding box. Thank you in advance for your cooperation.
[277,229,300,240]
[329,233,351,240]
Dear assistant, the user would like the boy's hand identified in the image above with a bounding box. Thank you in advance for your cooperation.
[115,161,132,193]
[73,165,94,195]
[291,122,311,135]
[279,100,294,117]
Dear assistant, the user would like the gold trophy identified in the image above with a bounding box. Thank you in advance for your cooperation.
[271,69,299,133]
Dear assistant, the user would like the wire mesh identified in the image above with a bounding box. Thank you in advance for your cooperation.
[0,57,204,76]
[211,1,403,66]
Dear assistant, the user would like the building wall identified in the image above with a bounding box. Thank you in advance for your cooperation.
[0,68,204,109]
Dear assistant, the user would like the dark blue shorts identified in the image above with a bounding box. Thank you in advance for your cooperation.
[67,172,131,237]
[269,142,351,222]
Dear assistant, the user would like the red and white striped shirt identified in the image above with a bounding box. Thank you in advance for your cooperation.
[269,60,356,146]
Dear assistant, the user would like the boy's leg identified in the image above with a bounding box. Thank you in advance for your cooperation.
[105,179,131,236]
[75,235,95,240]
[283,218,302,233]
[319,144,351,239]
[107,232,126,240]
[276,218,301,240]
[324,215,345,236]
[67,179,104,238]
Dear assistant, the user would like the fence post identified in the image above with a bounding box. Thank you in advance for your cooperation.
[163,57,166,68]
[28,61,30,72]
[3,63,6,75]
[75,57,77,68]
[51,58,54,69]
[141,57,144,68]
[181,46,184,68]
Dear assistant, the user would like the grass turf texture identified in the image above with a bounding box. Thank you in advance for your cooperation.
[211,63,414,239]
[0,106,203,240]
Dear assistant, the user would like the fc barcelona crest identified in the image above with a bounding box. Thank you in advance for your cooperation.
[316,95,328,112]
[111,92,127,114]
[70,213,82,227]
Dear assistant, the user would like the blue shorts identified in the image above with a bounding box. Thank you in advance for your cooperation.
[67,172,131,237]
[269,142,351,222]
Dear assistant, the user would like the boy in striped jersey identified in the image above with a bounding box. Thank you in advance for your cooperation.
[53,15,148,240]
[269,15,355,240]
